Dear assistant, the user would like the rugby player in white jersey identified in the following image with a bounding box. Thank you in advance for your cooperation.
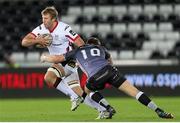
[21,6,112,119]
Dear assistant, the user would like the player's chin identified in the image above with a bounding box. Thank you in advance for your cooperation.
[44,24,50,29]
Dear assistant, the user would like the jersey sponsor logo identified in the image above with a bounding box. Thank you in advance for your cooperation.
[51,43,62,46]
[54,34,59,40]
[67,60,76,68]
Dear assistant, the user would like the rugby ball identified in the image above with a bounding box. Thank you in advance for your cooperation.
[36,33,53,48]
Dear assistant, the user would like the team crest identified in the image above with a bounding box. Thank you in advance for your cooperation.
[54,34,59,40]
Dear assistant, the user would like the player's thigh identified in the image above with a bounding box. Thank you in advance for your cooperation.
[64,60,78,76]
[108,66,126,88]
[86,80,105,91]
[84,85,92,95]
[86,66,111,91]
[108,67,139,97]
[62,61,80,87]
[63,72,80,87]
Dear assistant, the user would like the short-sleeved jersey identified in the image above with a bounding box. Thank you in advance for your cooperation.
[64,44,110,78]
[31,21,79,55]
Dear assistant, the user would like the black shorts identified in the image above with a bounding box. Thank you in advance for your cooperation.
[86,65,126,91]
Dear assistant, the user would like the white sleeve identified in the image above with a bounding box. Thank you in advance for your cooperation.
[31,24,48,37]
[64,25,79,42]
[31,26,41,37]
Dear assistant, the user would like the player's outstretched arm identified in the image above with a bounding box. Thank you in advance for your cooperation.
[40,54,65,63]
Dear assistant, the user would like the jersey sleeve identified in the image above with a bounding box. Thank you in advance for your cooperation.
[31,26,42,37]
[64,25,79,43]
[31,24,49,37]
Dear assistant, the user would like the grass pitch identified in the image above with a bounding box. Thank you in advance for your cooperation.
[0,97,179,122]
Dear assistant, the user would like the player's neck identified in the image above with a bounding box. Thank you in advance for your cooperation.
[49,20,58,33]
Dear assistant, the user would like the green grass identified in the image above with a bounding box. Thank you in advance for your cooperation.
[0,97,179,122]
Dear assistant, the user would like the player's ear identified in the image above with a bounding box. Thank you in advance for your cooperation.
[51,15,57,21]
[51,17,56,21]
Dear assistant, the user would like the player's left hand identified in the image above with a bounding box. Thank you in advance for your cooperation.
[40,53,49,63]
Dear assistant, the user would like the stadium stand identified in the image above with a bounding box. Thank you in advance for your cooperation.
[0,0,179,66]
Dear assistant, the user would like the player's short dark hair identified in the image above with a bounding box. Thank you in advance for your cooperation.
[41,6,58,19]
[86,37,101,45]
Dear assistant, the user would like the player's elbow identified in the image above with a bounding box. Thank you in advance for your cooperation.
[21,39,25,46]
[21,38,29,47]
[21,33,35,47]
[21,40,26,47]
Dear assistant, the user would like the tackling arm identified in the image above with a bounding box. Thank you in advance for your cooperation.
[41,49,77,63]
[40,54,65,63]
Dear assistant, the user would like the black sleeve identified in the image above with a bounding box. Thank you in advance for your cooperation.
[64,48,78,61]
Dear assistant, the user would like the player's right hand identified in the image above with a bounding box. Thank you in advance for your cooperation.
[36,35,51,47]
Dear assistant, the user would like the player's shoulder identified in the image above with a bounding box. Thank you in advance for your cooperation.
[32,23,49,35]
[59,21,71,31]
[33,23,46,31]
[59,21,68,26]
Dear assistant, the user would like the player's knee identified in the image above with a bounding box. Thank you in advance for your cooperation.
[44,72,56,86]
[44,65,65,86]
[49,64,65,78]
[84,86,91,95]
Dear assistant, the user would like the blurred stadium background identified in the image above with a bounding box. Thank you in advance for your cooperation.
[0,0,180,121]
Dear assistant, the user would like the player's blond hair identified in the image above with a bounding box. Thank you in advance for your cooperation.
[41,6,58,19]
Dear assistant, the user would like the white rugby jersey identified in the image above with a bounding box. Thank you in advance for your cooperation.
[31,21,79,55]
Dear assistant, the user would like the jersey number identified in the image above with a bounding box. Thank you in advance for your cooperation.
[81,48,100,59]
